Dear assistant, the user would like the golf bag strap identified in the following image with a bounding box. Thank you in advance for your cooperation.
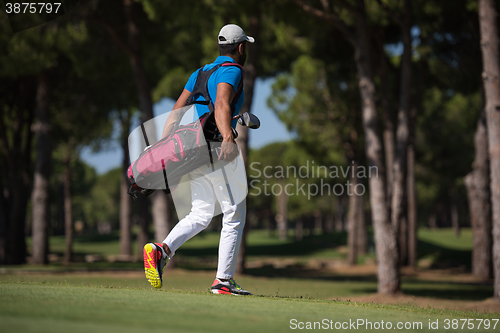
[184,61,245,113]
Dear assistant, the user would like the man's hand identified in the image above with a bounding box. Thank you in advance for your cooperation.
[218,138,238,161]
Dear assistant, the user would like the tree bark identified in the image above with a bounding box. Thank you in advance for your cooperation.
[407,56,426,268]
[0,78,33,265]
[295,219,303,241]
[399,215,408,266]
[478,0,500,301]
[407,135,417,267]
[464,112,492,281]
[357,194,367,256]
[137,197,150,255]
[165,194,176,269]
[390,0,412,271]
[152,192,169,241]
[353,1,399,294]
[123,0,172,250]
[348,161,361,265]
[334,195,345,232]
[31,72,51,265]
[63,148,73,264]
[378,36,395,201]
[120,112,132,257]
[123,0,154,125]
[276,178,288,240]
[451,201,460,237]
[296,0,399,292]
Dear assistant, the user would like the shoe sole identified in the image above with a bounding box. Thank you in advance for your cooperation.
[144,243,162,289]
[211,289,237,295]
[210,289,251,296]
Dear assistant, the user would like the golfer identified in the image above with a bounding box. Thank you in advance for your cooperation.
[143,24,254,295]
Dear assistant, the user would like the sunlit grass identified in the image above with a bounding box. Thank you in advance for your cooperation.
[0,274,496,333]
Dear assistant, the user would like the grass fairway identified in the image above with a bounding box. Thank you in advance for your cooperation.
[4,228,497,332]
[0,274,498,333]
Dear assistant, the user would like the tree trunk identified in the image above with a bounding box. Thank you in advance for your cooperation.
[276,178,288,240]
[165,194,176,269]
[391,0,412,271]
[119,172,132,256]
[378,39,395,202]
[478,0,500,301]
[451,201,460,237]
[464,112,492,281]
[120,115,132,257]
[124,0,154,125]
[295,219,303,241]
[348,161,360,265]
[429,211,437,229]
[31,72,51,265]
[293,0,398,294]
[137,197,150,255]
[123,0,171,250]
[152,192,169,241]
[357,195,367,256]
[464,113,493,281]
[334,195,345,232]
[407,56,426,268]
[407,137,417,267]
[0,77,36,264]
[325,212,334,234]
[63,148,73,264]
[399,215,408,266]
[353,1,399,294]
[0,78,33,265]
[235,13,260,274]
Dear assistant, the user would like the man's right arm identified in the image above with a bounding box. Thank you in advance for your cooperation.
[161,88,192,139]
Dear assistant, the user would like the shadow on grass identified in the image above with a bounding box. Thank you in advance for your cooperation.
[355,283,494,301]
[417,240,471,269]
[176,232,347,258]
[245,265,378,282]
[244,266,493,301]
[403,286,494,301]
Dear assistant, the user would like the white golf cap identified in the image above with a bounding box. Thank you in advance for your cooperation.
[218,24,255,44]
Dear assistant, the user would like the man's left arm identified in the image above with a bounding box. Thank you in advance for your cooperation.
[214,82,237,161]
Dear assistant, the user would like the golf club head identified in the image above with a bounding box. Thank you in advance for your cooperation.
[237,112,260,129]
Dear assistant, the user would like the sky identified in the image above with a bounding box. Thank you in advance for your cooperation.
[80,77,296,175]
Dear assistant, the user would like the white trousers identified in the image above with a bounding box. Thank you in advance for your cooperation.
[162,161,246,280]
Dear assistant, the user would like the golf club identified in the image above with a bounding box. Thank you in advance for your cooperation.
[232,112,260,129]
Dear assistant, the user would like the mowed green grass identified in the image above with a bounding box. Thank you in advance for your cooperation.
[0,275,497,333]
[0,269,493,301]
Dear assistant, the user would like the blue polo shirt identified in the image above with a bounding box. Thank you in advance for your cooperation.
[184,56,244,128]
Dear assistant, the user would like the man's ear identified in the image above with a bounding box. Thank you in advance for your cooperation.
[238,42,246,55]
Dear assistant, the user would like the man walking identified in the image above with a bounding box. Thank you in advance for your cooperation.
[143,24,254,296]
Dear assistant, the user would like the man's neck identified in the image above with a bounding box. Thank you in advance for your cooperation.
[220,54,238,63]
